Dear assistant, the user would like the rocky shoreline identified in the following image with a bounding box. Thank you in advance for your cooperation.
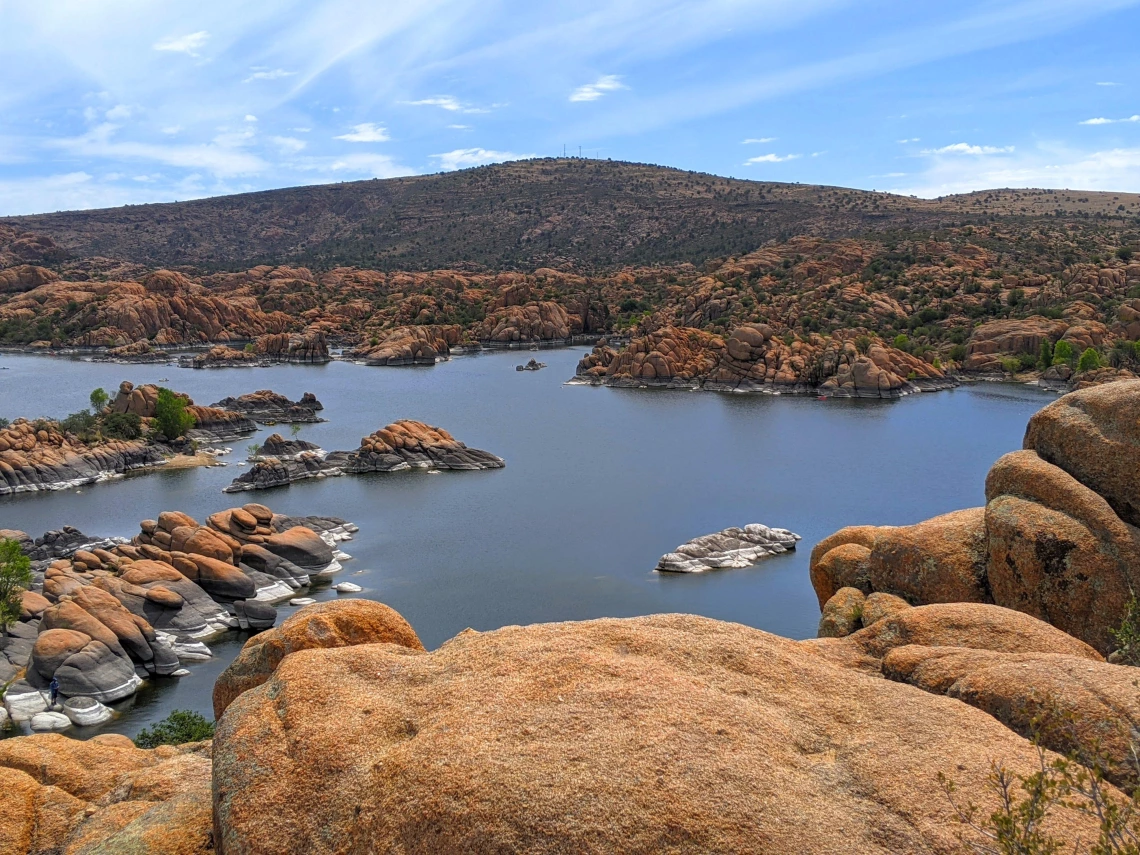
[1,501,356,732]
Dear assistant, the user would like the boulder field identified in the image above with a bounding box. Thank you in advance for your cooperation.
[224,419,504,492]
[1,502,355,728]
[573,325,956,397]
[5,595,1139,851]
[0,418,164,496]
[810,379,1140,655]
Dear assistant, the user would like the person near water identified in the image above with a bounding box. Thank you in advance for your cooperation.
[49,676,60,708]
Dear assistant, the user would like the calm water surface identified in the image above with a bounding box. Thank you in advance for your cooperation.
[0,349,1053,736]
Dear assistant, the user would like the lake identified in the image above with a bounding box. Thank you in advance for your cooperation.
[0,348,1054,737]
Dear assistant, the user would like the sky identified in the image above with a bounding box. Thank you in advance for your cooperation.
[1,0,1139,215]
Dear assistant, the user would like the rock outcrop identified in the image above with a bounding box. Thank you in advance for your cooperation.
[224,419,504,491]
[212,599,423,718]
[0,418,164,496]
[209,390,324,424]
[109,381,257,441]
[0,733,212,855]
[254,330,330,363]
[655,524,800,573]
[253,433,323,460]
[212,608,1106,854]
[351,325,461,365]
[574,325,955,397]
[810,381,1140,654]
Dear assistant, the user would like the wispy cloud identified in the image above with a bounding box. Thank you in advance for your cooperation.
[570,75,627,102]
[897,137,921,143]
[153,31,209,56]
[448,124,472,130]
[49,123,266,177]
[334,123,390,142]
[431,148,533,170]
[744,153,800,163]
[1096,81,1122,86]
[244,68,297,83]
[1080,115,1140,125]
[401,96,491,114]
[741,137,776,144]
[922,142,1014,155]
[271,136,307,153]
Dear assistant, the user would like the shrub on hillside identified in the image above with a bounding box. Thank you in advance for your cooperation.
[134,710,215,748]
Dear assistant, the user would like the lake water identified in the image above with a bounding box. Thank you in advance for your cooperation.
[0,348,1054,738]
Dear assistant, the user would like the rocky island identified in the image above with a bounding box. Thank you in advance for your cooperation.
[656,524,801,572]
[224,419,504,492]
[209,390,324,424]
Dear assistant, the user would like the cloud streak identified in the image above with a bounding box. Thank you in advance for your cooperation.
[334,123,391,142]
[431,148,533,170]
[922,142,1015,155]
[1080,115,1140,125]
[570,75,627,102]
[153,31,209,56]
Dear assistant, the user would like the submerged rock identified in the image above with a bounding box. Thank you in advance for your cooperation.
[655,524,800,573]
[516,357,546,371]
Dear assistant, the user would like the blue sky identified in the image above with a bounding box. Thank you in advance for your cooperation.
[1,0,1139,215]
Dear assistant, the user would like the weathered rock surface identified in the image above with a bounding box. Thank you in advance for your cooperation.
[109,380,257,441]
[254,330,330,363]
[213,599,423,718]
[224,419,504,491]
[0,418,164,495]
[575,325,955,397]
[655,524,800,573]
[0,733,212,855]
[810,382,1140,654]
[209,390,325,424]
[253,433,323,459]
[351,324,461,365]
[213,611,1104,854]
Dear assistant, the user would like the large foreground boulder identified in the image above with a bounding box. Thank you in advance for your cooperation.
[213,613,1101,854]
[213,599,423,718]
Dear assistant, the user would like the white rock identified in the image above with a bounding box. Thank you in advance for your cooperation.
[4,687,48,722]
[254,580,297,603]
[63,697,113,726]
[0,707,8,728]
[30,711,72,731]
[171,641,214,661]
[171,668,191,677]
[655,524,801,574]
[334,582,363,593]
[289,597,317,606]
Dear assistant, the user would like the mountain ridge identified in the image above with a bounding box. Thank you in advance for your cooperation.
[7,158,1139,273]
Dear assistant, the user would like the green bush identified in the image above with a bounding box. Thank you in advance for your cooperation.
[101,412,142,440]
[153,388,196,441]
[1001,357,1022,374]
[1038,339,1054,369]
[854,335,871,355]
[0,417,9,429]
[134,710,215,748]
[1078,347,1102,372]
[893,333,910,351]
[60,410,97,439]
[89,387,109,413]
[1052,340,1074,365]
[948,344,967,362]
[1018,351,1038,371]
[0,538,33,636]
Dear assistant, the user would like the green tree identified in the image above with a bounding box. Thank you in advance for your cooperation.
[0,538,33,636]
[290,423,302,438]
[134,710,215,748]
[854,334,872,355]
[153,388,196,441]
[101,412,142,440]
[893,333,910,351]
[89,387,109,413]
[1078,348,1102,373]
[1052,340,1074,366]
[1038,340,1053,370]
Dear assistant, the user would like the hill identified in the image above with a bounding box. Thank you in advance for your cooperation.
[6,158,1139,273]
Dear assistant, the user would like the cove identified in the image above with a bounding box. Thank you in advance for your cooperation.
[0,347,1052,737]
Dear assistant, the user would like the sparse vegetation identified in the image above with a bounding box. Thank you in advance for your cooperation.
[153,388,196,441]
[134,710,215,748]
[0,538,33,637]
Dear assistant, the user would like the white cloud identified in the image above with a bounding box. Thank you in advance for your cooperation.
[271,136,307,153]
[244,68,297,83]
[49,123,266,177]
[570,75,627,102]
[153,31,209,56]
[430,148,533,171]
[744,153,800,163]
[161,126,182,135]
[897,137,920,143]
[741,137,775,144]
[289,152,412,178]
[921,142,1014,155]
[1096,81,1122,86]
[1080,115,1140,125]
[400,96,491,114]
[104,104,134,121]
[244,114,258,123]
[334,123,390,142]
[448,124,472,130]
[890,143,1140,198]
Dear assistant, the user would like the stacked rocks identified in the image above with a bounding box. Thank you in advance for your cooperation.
[810,380,1140,655]
[343,420,505,473]
[254,433,324,459]
[0,418,164,495]
[255,330,330,363]
[351,324,462,365]
[109,380,257,441]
